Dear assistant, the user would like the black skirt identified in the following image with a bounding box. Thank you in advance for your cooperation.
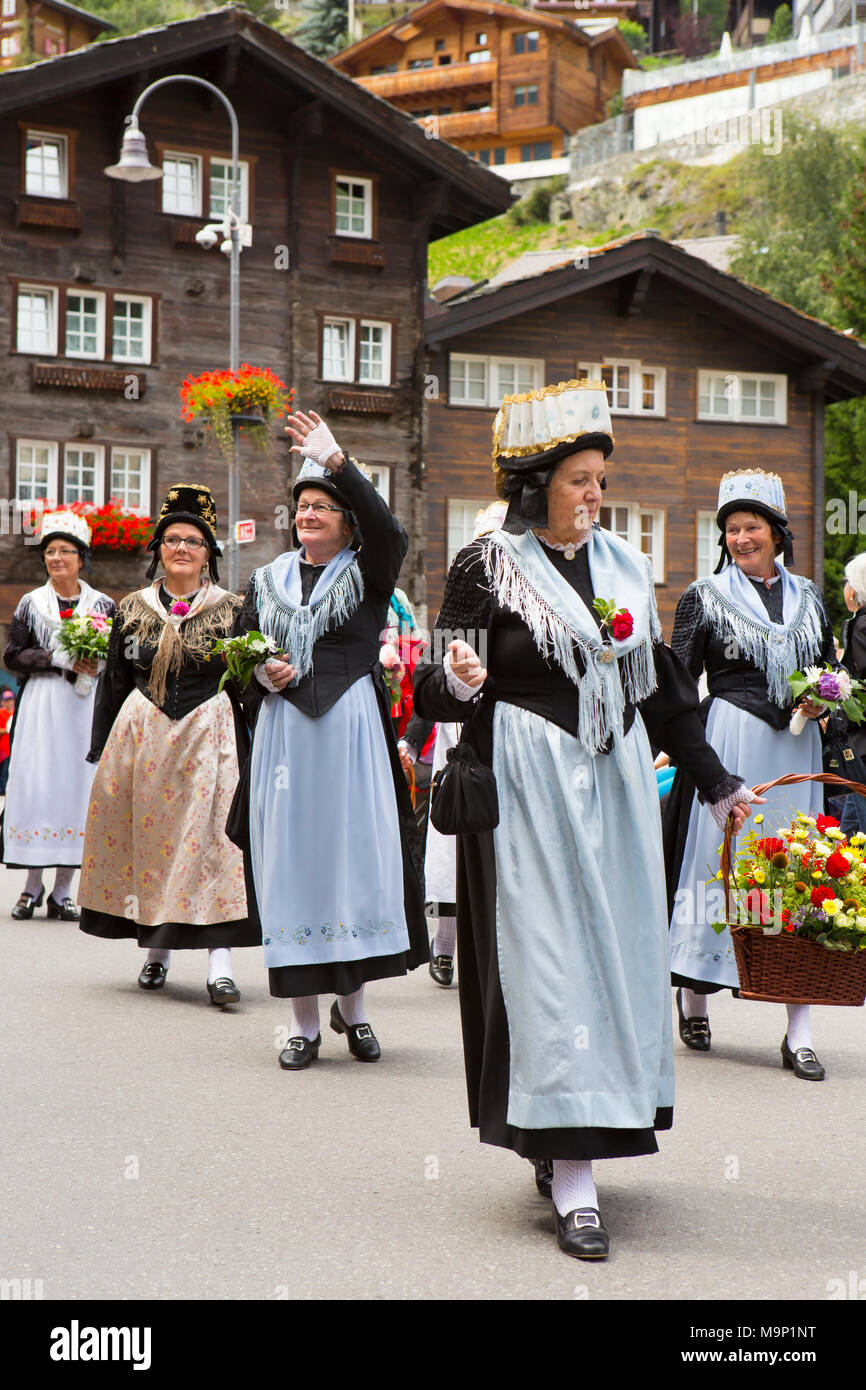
[79,907,260,950]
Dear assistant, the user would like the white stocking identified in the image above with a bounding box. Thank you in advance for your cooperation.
[336,985,367,1026]
[682,989,709,1019]
[433,915,456,956]
[207,947,232,983]
[291,995,320,1041]
[52,867,75,900]
[785,1003,813,1052]
[552,1159,598,1217]
[146,948,171,968]
[24,868,44,898]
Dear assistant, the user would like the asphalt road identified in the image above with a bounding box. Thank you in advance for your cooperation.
[2,866,864,1303]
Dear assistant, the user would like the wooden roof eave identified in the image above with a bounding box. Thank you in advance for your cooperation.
[425,240,866,401]
[0,7,511,234]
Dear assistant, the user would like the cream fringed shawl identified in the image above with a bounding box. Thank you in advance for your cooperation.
[118,579,242,705]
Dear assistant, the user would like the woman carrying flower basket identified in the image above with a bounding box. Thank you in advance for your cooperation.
[412,380,756,1261]
[2,510,115,921]
[227,411,427,1070]
[78,485,258,1007]
[665,470,837,1079]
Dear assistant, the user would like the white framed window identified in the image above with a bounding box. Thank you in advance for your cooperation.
[15,440,58,503]
[449,354,543,407]
[1,33,21,56]
[368,466,390,505]
[468,48,491,62]
[208,158,249,222]
[161,153,202,216]
[43,27,64,55]
[65,291,105,360]
[579,360,666,416]
[24,131,68,198]
[696,509,719,579]
[2,0,17,17]
[63,445,104,506]
[112,296,151,364]
[16,285,58,354]
[334,175,373,239]
[447,498,490,564]
[110,448,151,512]
[358,321,391,386]
[322,317,355,381]
[600,502,665,583]
[697,370,787,425]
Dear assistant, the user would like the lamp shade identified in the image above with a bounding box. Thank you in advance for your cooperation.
[104,120,163,182]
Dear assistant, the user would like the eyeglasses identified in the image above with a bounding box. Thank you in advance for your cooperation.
[162,535,208,551]
[293,502,348,517]
[44,548,80,558]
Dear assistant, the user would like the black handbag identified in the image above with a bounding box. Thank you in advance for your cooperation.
[429,735,499,835]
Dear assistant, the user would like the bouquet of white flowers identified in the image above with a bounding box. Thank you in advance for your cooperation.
[788,664,866,735]
[209,630,285,693]
[55,609,112,696]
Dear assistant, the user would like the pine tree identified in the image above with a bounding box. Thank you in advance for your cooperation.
[294,0,349,58]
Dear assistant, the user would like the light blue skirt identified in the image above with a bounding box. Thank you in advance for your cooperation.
[670,699,823,989]
[249,675,409,970]
[492,703,674,1132]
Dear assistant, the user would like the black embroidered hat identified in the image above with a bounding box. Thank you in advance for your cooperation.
[146,483,222,581]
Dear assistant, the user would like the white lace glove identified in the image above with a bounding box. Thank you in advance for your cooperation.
[398,739,417,764]
[444,650,482,702]
[295,419,344,471]
[254,661,280,693]
[50,648,76,672]
[707,782,757,831]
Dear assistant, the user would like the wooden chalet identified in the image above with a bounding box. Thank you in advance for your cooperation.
[331,0,636,168]
[0,2,509,633]
[0,0,110,69]
[423,232,866,633]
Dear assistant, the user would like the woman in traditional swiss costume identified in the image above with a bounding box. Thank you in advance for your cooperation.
[231,412,426,1069]
[666,470,835,1078]
[2,510,114,921]
[413,380,756,1260]
[78,485,257,1006]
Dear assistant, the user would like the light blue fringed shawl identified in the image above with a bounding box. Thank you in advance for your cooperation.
[483,526,662,773]
[252,547,363,686]
[694,563,825,709]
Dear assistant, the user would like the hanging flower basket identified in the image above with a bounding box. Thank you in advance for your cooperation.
[715,772,866,1006]
[180,365,295,462]
[20,498,152,551]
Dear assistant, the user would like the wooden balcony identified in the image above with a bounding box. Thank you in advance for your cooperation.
[357,59,497,100]
[420,109,499,139]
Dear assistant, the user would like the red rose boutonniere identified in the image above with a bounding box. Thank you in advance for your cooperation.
[592,597,634,642]
[58,608,74,620]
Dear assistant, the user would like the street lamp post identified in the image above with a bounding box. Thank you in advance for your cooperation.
[105,74,243,591]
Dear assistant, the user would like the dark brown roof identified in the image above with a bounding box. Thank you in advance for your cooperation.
[425,231,866,402]
[0,3,511,238]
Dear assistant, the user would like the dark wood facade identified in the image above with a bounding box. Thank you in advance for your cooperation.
[0,0,109,70]
[0,4,510,632]
[423,235,866,635]
[332,0,635,166]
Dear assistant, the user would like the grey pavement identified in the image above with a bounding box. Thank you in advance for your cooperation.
[2,867,865,1302]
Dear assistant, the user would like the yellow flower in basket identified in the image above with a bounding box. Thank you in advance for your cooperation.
[824,900,842,917]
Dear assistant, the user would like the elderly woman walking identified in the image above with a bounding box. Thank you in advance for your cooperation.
[2,510,114,920]
[838,553,866,837]
[413,380,756,1260]
[231,411,426,1068]
[78,485,257,1005]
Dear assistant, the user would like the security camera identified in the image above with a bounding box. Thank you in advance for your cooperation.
[195,225,219,250]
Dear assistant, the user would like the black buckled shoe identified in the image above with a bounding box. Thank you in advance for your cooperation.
[429,941,454,988]
[676,988,711,1052]
[11,887,45,920]
[781,1034,825,1081]
[534,1158,553,1200]
[207,977,240,1007]
[554,1207,610,1261]
[138,962,167,990]
[46,894,80,921]
[278,1034,321,1070]
[329,1000,381,1061]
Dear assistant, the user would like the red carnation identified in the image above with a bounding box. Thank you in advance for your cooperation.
[811,884,835,906]
[611,610,634,641]
[754,837,784,857]
[743,888,772,924]
[825,852,850,879]
[816,814,840,831]
[58,608,73,620]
